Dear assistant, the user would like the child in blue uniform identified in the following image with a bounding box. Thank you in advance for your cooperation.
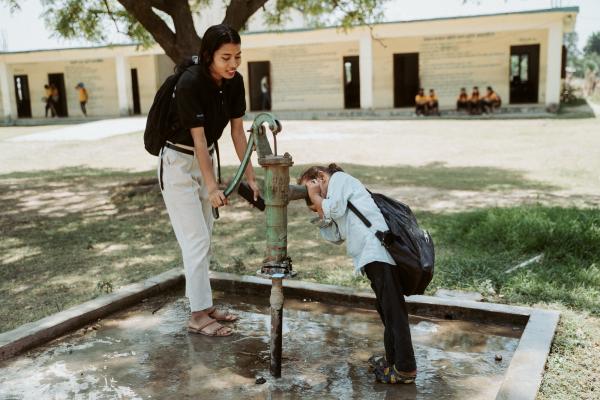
[298,163,417,384]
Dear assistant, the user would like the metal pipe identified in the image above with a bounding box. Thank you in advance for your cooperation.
[269,273,284,378]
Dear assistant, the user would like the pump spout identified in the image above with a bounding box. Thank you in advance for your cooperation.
[288,184,308,202]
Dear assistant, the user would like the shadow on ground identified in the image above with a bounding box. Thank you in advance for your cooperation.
[0,162,557,192]
[1,164,597,334]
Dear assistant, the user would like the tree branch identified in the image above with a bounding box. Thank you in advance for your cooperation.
[147,0,171,14]
[102,0,124,34]
[223,0,269,31]
[170,0,202,54]
[117,0,194,62]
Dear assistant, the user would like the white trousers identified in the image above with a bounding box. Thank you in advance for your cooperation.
[158,146,214,312]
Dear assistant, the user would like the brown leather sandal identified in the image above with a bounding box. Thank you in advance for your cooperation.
[188,318,233,337]
[207,307,238,322]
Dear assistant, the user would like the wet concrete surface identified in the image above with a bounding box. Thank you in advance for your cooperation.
[0,290,521,399]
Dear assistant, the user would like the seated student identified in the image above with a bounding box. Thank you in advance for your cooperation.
[299,164,417,384]
[456,87,469,112]
[414,88,428,116]
[482,86,502,113]
[427,89,440,116]
[468,86,482,115]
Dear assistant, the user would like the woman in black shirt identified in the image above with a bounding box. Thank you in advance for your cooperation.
[159,24,259,337]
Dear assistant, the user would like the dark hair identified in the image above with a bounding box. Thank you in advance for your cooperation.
[174,24,241,74]
[297,163,344,184]
[487,86,493,91]
[200,24,241,72]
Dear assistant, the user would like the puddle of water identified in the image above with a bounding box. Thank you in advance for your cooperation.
[0,291,520,400]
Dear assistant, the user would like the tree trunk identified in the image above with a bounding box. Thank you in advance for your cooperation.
[117,0,202,63]
[223,0,269,31]
[117,0,269,63]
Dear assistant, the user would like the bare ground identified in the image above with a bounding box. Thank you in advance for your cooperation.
[1,117,599,210]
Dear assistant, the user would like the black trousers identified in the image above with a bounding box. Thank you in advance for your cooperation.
[364,261,416,372]
[45,99,56,117]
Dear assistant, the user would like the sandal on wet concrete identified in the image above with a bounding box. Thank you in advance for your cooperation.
[188,318,233,337]
[374,365,416,384]
[207,307,238,322]
[368,355,389,372]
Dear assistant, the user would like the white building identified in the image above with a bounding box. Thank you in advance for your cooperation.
[0,7,578,121]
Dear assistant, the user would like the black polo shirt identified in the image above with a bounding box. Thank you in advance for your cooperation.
[170,64,246,147]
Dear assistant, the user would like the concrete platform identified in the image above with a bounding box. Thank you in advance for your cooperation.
[0,269,559,399]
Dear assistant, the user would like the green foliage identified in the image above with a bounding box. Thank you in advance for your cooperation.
[583,31,600,57]
[263,0,386,30]
[41,0,153,47]
[564,31,580,60]
[421,206,600,313]
[230,256,246,274]
[0,0,20,13]
[3,0,386,51]
[567,31,600,77]
[538,310,600,400]
[96,280,114,293]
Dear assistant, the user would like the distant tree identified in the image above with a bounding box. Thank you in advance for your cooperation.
[564,32,580,59]
[0,0,386,63]
[584,32,600,56]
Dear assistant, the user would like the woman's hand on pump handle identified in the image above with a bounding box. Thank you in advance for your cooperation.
[209,188,228,208]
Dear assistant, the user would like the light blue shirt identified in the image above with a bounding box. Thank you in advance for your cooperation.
[319,172,395,273]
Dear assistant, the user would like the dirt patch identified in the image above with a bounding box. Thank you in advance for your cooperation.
[2,118,600,197]
[376,185,600,212]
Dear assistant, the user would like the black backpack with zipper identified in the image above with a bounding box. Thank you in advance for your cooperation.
[348,192,435,295]
[144,62,193,156]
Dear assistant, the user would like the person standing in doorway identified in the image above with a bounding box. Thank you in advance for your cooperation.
[158,24,260,337]
[50,84,60,117]
[43,84,56,118]
[260,75,271,110]
[75,83,88,117]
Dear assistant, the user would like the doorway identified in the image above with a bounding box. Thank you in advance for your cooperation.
[343,56,360,109]
[131,68,141,115]
[48,73,68,117]
[509,44,540,104]
[393,53,419,108]
[248,61,271,111]
[14,75,32,118]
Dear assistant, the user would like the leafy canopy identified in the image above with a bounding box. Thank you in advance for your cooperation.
[1,0,388,62]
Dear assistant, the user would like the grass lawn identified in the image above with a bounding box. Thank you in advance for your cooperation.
[1,165,598,399]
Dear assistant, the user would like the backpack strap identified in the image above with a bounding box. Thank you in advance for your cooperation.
[347,201,372,228]
[348,200,391,246]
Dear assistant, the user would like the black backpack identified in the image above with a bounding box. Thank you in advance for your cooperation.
[143,68,188,156]
[348,192,435,295]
